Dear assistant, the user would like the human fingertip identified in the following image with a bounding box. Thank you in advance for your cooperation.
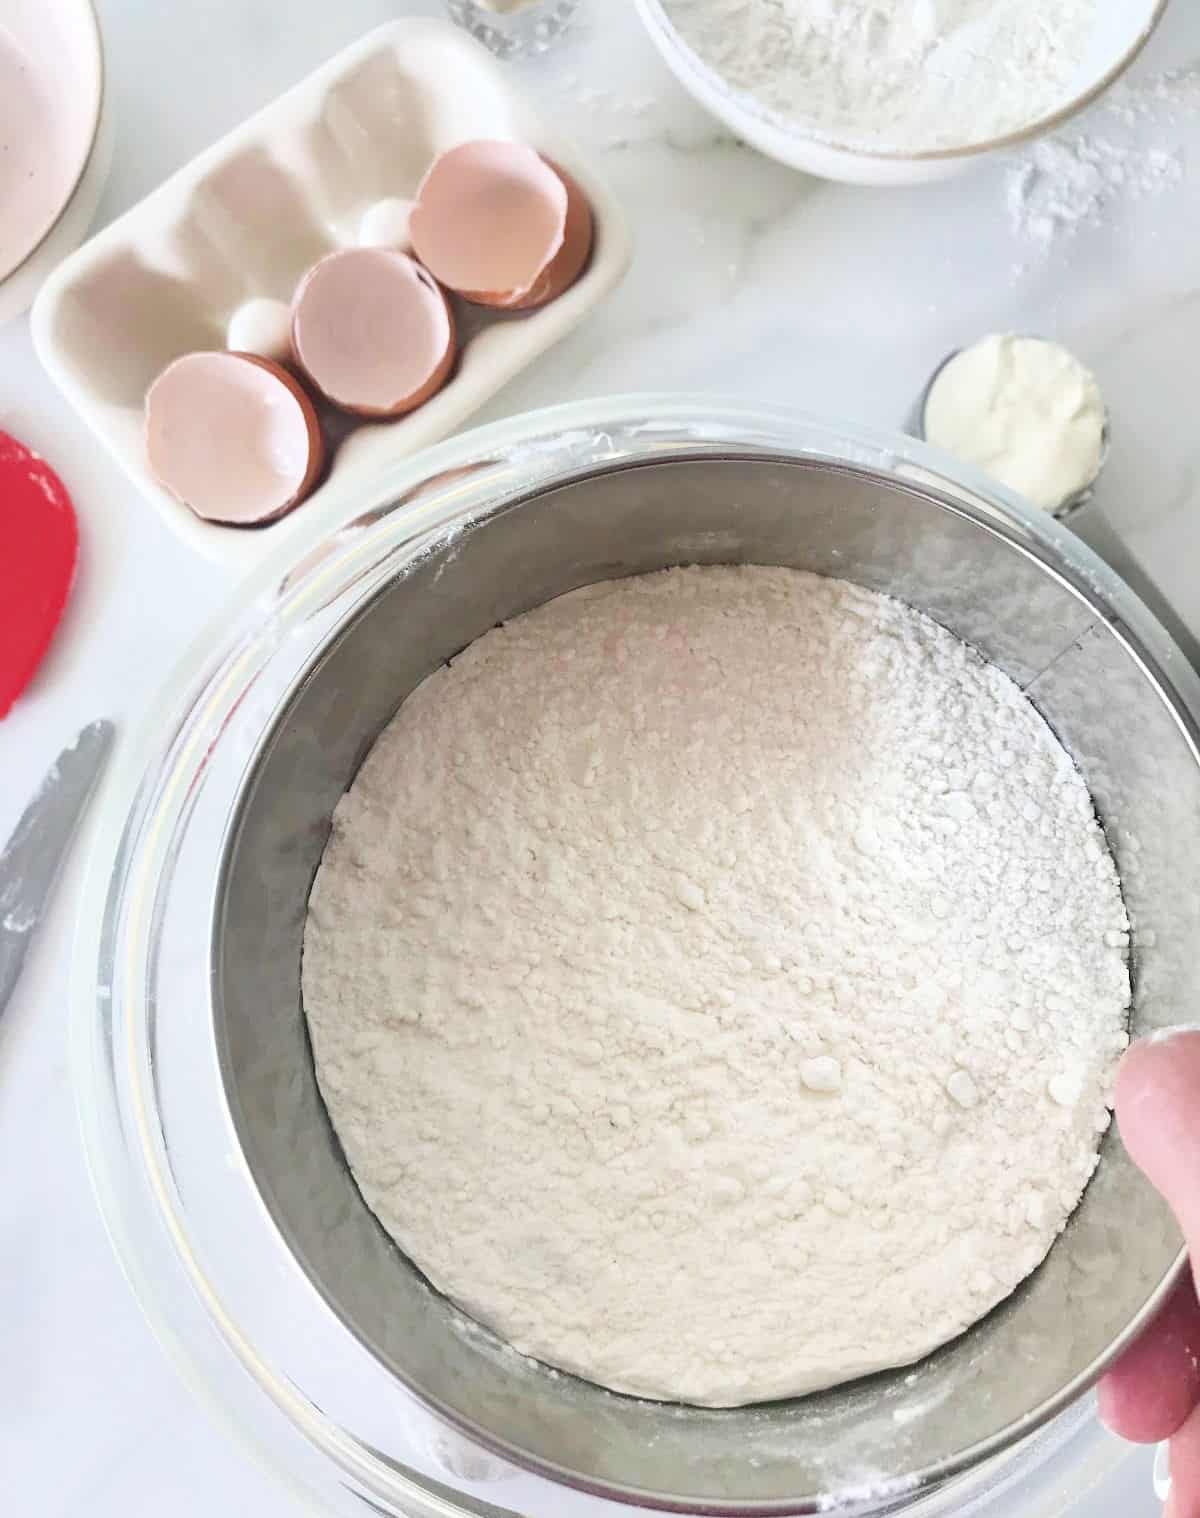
[1118,1028,1200,1102]
[1096,1372,1131,1438]
[1115,1034,1200,1224]
[1164,1403,1200,1518]
[1096,1352,1198,1446]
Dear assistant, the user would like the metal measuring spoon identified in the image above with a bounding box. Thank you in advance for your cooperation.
[0,720,114,1019]
[910,342,1200,672]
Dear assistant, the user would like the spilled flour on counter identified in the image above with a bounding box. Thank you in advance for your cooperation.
[660,0,1097,153]
[1005,69,1200,261]
[303,567,1130,1406]
[1006,135,1182,250]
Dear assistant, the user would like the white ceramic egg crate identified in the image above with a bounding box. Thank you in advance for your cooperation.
[31,19,631,567]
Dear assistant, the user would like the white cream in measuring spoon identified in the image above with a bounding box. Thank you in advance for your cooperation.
[923,334,1106,513]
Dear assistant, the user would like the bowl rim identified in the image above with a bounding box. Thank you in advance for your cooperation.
[75,397,1195,1516]
[0,0,106,286]
[634,0,1170,165]
[215,462,1189,1514]
[212,453,1194,1516]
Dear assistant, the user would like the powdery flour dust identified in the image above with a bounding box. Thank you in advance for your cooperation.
[303,566,1130,1406]
[662,0,1097,153]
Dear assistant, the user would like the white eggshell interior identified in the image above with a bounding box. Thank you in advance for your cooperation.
[413,141,567,297]
[146,352,314,524]
[227,297,293,362]
[358,198,414,251]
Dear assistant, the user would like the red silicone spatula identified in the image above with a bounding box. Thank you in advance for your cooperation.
[0,430,78,720]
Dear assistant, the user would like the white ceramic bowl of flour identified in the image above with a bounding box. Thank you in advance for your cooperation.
[0,0,111,323]
[635,0,1169,185]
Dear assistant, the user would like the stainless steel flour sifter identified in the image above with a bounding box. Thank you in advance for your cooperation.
[74,399,1198,1516]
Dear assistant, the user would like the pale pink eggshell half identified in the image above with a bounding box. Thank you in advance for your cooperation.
[290,248,457,417]
[145,351,325,527]
[410,140,593,311]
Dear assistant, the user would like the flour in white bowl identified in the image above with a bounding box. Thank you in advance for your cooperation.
[302,566,1129,1407]
[660,0,1098,154]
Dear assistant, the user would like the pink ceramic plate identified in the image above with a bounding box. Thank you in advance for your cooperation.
[0,0,103,284]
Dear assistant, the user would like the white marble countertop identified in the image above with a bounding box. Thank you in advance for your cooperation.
[5,0,1197,1512]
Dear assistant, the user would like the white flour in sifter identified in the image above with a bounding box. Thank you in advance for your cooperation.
[661,0,1098,154]
[303,566,1130,1407]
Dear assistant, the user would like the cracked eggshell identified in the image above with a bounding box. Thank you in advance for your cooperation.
[290,247,457,417]
[145,351,325,527]
[410,140,593,311]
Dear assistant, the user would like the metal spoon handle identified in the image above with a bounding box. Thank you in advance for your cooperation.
[0,720,114,1019]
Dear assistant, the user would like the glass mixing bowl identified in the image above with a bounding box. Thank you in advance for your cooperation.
[74,397,1196,1516]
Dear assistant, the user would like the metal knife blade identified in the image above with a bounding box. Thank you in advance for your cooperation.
[0,720,114,1018]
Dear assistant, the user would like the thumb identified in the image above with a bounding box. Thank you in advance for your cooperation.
[1116,1030,1200,1260]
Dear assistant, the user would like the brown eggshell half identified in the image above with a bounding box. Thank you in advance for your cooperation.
[145,351,325,527]
[409,140,594,311]
[290,248,457,417]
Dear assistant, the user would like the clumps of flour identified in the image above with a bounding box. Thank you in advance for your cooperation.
[1006,135,1182,249]
[1006,68,1200,256]
[303,566,1130,1407]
